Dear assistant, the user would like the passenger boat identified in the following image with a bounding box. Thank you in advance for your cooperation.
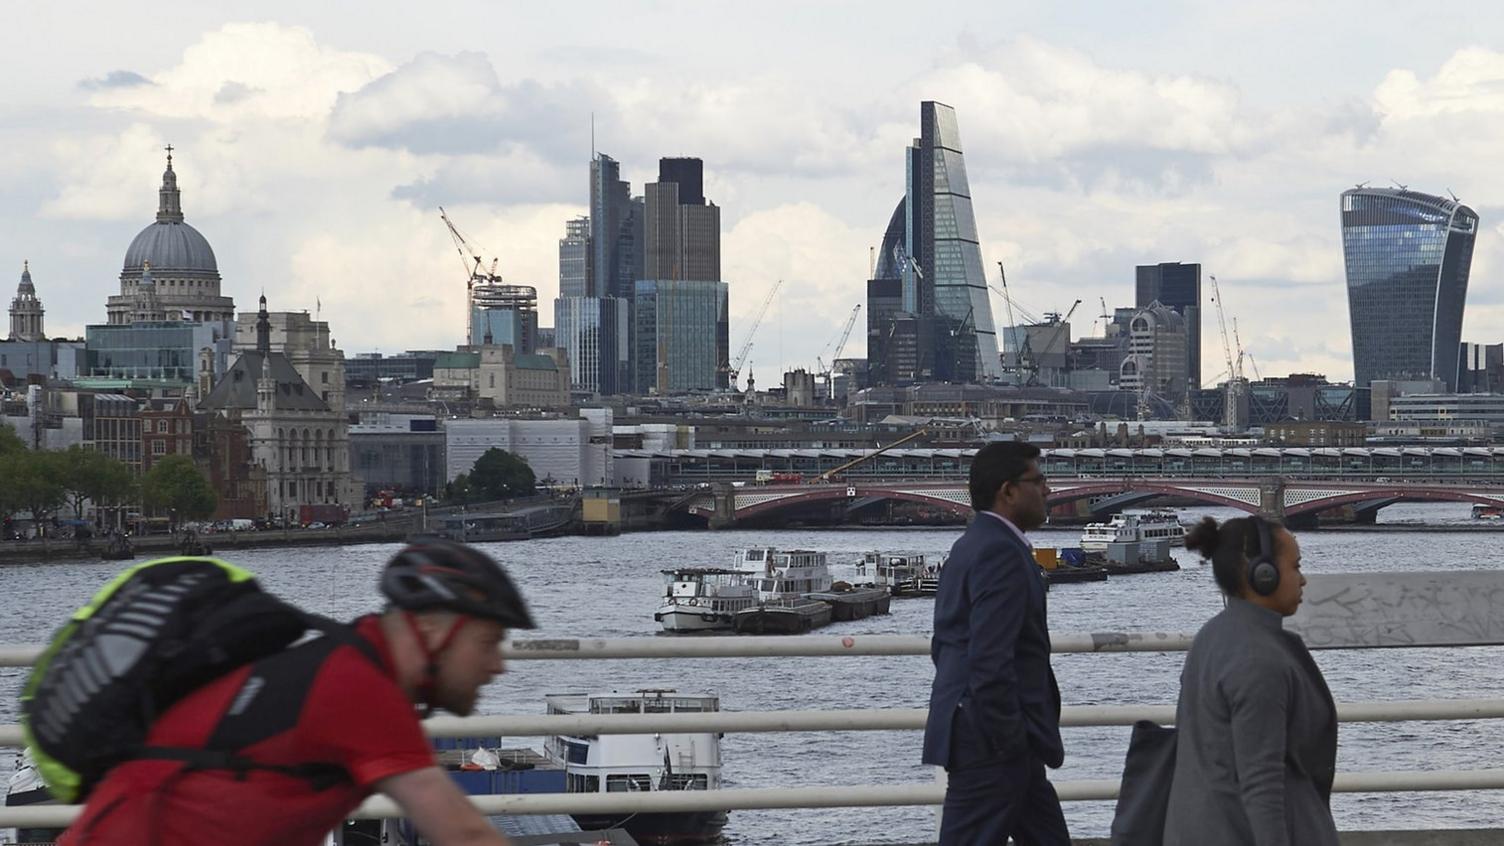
[3,748,61,845]
[857,552,942,597]
[730,548,836,634]
[544,690,728,845]
[1472,504,1504,520]
[1080,510,1186,552]
[654,567,758,632]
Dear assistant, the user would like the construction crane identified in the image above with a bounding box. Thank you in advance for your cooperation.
[817,304,862,382]
[724,279,783,391]
[1232,317,1262,382]
[1208,274,1237,387]
[439,207,504,344]
[992,261,1037,383]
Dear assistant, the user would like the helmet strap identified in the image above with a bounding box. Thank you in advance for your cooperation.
[402,611,469,718]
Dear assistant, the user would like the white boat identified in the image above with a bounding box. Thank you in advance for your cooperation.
[858,552,942,596]
[732,547,833,599]
[4,748,60,845]
[1080,510,1187,552]
[1473,504,1504,520]
[543,689,727,844]
[654,567,758,632]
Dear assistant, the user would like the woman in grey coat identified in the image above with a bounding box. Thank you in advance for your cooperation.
[1163,516,1339,846]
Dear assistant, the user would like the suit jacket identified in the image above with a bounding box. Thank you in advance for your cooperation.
[922,512,1063,769]
[1164,598,1339,846]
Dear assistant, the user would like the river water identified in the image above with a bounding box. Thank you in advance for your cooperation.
[2,502,1503,843]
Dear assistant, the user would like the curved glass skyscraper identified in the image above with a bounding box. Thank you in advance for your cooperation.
[1340,188,1478,391]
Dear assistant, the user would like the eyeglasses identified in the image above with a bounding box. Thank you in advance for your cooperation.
[1011,474,1048,487]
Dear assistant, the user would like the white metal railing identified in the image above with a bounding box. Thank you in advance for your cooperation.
[3,633,1504,828]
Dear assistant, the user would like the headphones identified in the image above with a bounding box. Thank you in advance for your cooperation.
[1244,516,1279,597]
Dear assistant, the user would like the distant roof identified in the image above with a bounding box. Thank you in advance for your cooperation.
[514,354,558,371]
[434,352,480,370]
[199,350,330,411]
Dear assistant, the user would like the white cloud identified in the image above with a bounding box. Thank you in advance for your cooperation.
[87,22,391,122]
[17,20,1504,388]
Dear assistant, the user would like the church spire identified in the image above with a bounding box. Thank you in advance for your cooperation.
[157,144,183,223]
[256,293,272,355]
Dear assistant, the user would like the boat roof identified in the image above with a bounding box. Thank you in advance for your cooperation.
[661,567,743,575]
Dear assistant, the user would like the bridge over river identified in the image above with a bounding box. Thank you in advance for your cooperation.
[649,477,1504,529]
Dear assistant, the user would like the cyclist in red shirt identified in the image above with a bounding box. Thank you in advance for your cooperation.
[61,540,534,846]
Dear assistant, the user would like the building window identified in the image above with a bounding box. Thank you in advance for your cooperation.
[152,441,166,456]
[321,372,328,384]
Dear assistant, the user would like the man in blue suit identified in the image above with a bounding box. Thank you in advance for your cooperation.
[923,441,1068,844]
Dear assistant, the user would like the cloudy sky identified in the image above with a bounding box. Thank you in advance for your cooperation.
[5,2,1504,385]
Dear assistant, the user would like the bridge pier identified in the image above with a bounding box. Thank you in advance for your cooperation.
[709,483,737,530]
[1259,478,1286,523]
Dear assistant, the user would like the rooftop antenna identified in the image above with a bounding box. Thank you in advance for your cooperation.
[1391,179,1408,191]
[1448,188,1460,203]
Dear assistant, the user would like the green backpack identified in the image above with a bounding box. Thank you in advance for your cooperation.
[20,556,317,803]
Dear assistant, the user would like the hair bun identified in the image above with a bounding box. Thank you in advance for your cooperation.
[1183,516,1221,556]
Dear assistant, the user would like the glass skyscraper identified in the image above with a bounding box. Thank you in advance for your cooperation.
[553,296,629,396]
[866,102,1001,386]
[1341,188,1478,391]
[1135,262,1201,388]
[632,279,729,393]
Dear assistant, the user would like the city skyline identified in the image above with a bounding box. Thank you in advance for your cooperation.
[4,4,1504,385]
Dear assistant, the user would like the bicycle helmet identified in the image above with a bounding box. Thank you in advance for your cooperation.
[381,540,536,629]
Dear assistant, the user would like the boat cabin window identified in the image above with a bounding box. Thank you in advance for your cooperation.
[567,773,601,792]
[606,774,653,792]
[664,774,710,790]
[744,550,764,562]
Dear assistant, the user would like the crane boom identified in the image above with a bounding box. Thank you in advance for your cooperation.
[816,428,928,482]
[727,280,782,389]
[1208,275,1236,388]
[830,304,861,362]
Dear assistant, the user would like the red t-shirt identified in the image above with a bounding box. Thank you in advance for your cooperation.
[60,615,434,846]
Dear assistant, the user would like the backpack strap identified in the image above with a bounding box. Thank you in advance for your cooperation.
[139,615,386,792]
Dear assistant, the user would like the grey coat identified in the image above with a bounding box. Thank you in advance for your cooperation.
[1163,599,1339,846]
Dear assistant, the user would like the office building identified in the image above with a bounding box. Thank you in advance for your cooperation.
[83,320,226,385]
[558,216,591,299]
[1119,302,1188,409]
[468,283,538,352]
[1135,262,1201,387]
[644,158,721,283]
[866,102,1001,385]
[590,154,642,300]
[633,279,729,393]
[1341,187,1478,391]
[554,296,629,395]
[1458,342,1504,394]
[445,408,613,487]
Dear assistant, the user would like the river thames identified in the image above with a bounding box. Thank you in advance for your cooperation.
[2,502,1502,843]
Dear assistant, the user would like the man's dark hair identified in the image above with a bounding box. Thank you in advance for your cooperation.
[968,441,1042,511]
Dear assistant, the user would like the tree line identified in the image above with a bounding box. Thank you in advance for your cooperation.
[0,426,217,533]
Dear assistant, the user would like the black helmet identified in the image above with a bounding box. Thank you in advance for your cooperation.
[381,540,536,629]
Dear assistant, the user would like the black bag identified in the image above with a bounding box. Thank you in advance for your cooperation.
[21,557,316,802]
[1109,720,1178,846]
